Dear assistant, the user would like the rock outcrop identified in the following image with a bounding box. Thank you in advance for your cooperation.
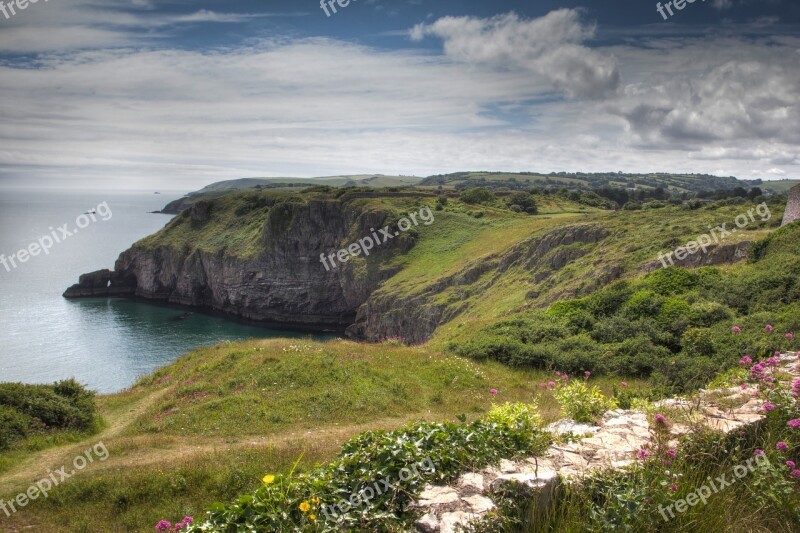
[410,353,799,532]
[65,199,410,331]
[782,184,800,227]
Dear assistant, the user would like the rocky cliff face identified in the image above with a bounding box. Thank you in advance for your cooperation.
[345,225,612,343]
[65,198,409,331]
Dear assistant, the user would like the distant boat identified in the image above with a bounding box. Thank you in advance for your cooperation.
[154,192,161,194]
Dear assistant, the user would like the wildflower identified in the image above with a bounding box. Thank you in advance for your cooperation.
[637,448,652,460]
[299,501,311,513]
[548,381,556,389]
[792,379,800,398]
[754,449,765,456]
[654,414,667,425]
[777,442,789,452]
[765,324,774,333]
[767,357,779,367]
[732,326,742,334]
[490,388,498,396]
[540,382,547,389]
[762,402,775,412]
[155,522,171,532]
[787,461,796,469]
[555,371,561,377]
[669,484,678,491]
[561,374,569,381]
[585,370,591,379]
[792,470,800,479]
[788,419,800,429]
[263,474,276,484]
[621,381,628,388]
[741,384,748,390]
[309,514,317,521]
[739,356,753,366]
[787,332,795,340]
[666,449,678,459]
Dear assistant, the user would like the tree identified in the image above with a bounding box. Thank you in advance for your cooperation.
[460,187,496,205]
[506,192,538,214]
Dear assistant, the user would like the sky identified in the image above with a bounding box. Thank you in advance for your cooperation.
[0,0,798,191]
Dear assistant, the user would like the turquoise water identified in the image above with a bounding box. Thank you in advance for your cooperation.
[0,189,324,393]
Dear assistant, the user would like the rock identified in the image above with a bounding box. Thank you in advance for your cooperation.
[782,184,800,226]
[416,485,460,508]
[547,419,601,436]
[457,473,485,494]
[440,512,477,533]
[463,495,495,514]
[415,512,440,533]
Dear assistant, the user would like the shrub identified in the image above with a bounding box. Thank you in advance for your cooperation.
[553,380,616,423]
[460,187,496,205]
[0,404,29,449]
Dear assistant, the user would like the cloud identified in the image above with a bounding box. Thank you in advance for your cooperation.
[410,10,620,100]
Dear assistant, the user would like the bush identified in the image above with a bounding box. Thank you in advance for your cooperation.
[460,187,496,205]
[0,404,29,449]
[505,192,538,214]
[553,380,616,423]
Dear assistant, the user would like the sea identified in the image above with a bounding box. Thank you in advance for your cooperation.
[0,189,322,394]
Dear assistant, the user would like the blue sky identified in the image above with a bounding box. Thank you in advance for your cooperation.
[0,0,798,190]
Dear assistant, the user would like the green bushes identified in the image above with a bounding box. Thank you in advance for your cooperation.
[459,187,496,205]
[451,223,800,392]
[553,381,616,423]
[186,403,550,532]
[0,379,97,450]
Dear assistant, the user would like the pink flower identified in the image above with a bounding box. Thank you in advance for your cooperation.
[490,388,498,396]
[767,357,779,367]
[548,381,556,389]
[666,449,677,459]
[669,484,679,492]
[561,374,569,381]
[732,326,742,334]
[739,356,753,366]
[637,448,652,460]
[762,402,775,412]
[787,461,796,469]
[754,449,765,456]
[584,370,591,379]
[555,371,561,377]
[792,379,800,398]
[654,414,667,425]
[776,351,782,357]
[741,384,748,390]
[620,381,628,388]
[540,382,548,389]
[787,332,795,340]
[765,324,774,333]
[792,470,800,479]
[156,522,172,532]
[788,419,800,429]
[777,442,789,452]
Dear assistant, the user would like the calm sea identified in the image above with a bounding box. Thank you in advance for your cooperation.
[0,189,322,394]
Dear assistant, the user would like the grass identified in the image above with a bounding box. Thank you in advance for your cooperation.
[0,339,646,532]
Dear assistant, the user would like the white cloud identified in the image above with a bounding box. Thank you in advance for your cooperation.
[410,10,620,100]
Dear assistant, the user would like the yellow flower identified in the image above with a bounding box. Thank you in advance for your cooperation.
[311,497,320,505]
[299,501,311,513]
[309,514,317,521]
[262,474,275,484]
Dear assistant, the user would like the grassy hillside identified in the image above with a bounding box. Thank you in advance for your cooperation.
[0,339,644,532]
